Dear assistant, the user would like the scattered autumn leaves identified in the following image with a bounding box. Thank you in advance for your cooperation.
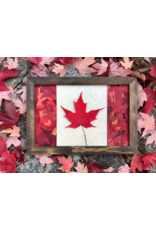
[0,57,156,173]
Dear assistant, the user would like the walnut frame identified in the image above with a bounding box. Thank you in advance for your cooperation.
[27,77,138,155]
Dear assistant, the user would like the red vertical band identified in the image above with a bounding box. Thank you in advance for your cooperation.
[107,85,129,146]
[35,85,56,146]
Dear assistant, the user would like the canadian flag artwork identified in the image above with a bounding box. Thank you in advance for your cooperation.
[35,85,129,147]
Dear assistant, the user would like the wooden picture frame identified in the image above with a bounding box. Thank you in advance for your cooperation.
[27,77,138,155]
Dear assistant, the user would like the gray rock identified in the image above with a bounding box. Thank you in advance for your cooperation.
[149,165,156,173]
[4,58,30,89]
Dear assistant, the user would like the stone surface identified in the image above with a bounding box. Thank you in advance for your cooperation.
[16,153,124,173]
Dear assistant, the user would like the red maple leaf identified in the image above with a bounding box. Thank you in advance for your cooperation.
[26,57,42,64]
[0,135,7,151]
[0,80,9,91]
[12,148,24,164]
[61,92,104,128]
[0,67,22,81]
[87,163,105,173]
[142,152,156,167]
[0,151,16,173]
[0,68,22,91]
[143,88,156,114]
[59,57,75,66]
[57,155,73,173]
[149,63,156,78]
[0,100,20,130]
[130,154,149,173]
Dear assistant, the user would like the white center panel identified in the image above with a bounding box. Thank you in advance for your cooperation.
[57,85,107,146]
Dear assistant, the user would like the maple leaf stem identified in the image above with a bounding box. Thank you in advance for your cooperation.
[81,125,87,146]
[16,157,36,167]
[87,155,92,163]
[138,147,146,155]
[42,165,46,173]
[17,122,26,129]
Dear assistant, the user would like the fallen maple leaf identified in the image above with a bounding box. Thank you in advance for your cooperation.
[0,67,22,81]
[57,155,73,173]
[35,155,54,166]
[60,57,75,66]
[11,99,26,114]
[73,57,96,76]
[26,57,42,64]
[109,62,132,77]
[0,86,14,106]
[1,125,20,137]
[12,148,24,164]
[146,130,156,145]
[40,57,54,65]
[103,167,115,173]
[61,92,104,128]
[87,163,104,173]
[131,154,148,173]
[0,151,16,173]
[52,63,66,77]
[118,164,131,173]
[142,152,156,167]
[120,57,133,69]
[4,57,19,69]
[6,136,21,148]
[31,65,48,77]
[0,100,20,130]
[0,136,7,151]
[73,162,88,173]
[0,80,9,91]
[137,83,147,109]
[93,58,108,75]
[138,112,155,137]
[149,63,156,78]
[143,88,156,114]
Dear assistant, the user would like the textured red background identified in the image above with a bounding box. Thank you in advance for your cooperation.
[107,85,129,146]
[35,85,56,146]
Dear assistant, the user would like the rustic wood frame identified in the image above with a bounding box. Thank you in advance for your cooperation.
[27,77,138,155]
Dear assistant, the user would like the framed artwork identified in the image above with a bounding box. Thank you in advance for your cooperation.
[27,77,138,155]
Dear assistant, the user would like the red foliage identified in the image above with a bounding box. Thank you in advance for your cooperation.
[0,151,16,173]
[0,100,20,130]
[61,92,104,129]
[130,154,150,173]
[0,136,7,151]
[142,152,156,168]
[0,68,22,81]
[27,57,42,64]
[12,148,24,164]
[87,163,105,173]
[35,85,56,146]
[107,85,129,146]
[59,57,75,66]
[0,68,22,91]
[143,88,156,114]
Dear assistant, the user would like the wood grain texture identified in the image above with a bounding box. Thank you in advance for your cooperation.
[26,77,138,155]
